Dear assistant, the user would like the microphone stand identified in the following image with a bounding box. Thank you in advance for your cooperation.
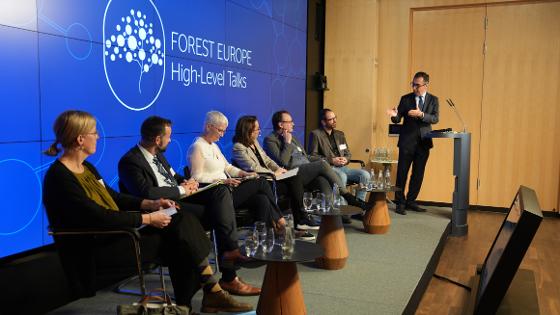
[446,98,467,132]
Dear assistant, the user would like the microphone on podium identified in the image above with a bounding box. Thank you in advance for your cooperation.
[446,98,467,132]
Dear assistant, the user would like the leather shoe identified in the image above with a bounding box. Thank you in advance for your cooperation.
[342,193,373,212]
[222,248,252,264]
[201,289,253,313]
[407,203,426,212]
[396,204,407,215]
[219,276,261,296]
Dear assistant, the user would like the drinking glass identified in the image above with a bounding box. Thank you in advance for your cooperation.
[254,221,267,247]
[315,192,326,212]
[263,227,275,254]
[243,234,258,257]
[332,194,343,210]
[283,214,294,229]
[281,227,295,258]
[303,192,313,213]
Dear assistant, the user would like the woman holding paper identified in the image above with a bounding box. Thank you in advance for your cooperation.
[43,110,252,312]
[187,111,285,229]
[232,115,319,233]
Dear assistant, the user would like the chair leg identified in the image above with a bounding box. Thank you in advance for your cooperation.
[133,235,147,296]
[114,237,147,296]
[159,266,166,292]
[212,229,220,273]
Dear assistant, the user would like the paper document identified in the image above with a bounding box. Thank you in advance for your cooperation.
[275,167,298,181]
[183,180,223,198]
[162,206,178,216]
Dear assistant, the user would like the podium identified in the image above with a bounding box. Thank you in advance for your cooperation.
[426,132,470,236]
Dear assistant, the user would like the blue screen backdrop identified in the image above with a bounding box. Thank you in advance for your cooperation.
[0,0,307,259]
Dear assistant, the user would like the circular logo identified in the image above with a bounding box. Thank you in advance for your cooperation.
[103,0,165,111]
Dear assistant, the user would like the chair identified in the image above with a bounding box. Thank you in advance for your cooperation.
[48,226,165,297]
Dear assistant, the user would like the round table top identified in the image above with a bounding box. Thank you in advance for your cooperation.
[249,240,324,263]
[370,159,398,164]
[310,205,362,216]
[366,185,401,193]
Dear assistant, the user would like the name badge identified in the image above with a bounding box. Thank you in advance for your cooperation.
[339,144,347,150]
[296,146,303,152]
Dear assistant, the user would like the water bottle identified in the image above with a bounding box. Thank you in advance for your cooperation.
[384,168,391,188]
[377,169,384,189]
[368,169,375,190]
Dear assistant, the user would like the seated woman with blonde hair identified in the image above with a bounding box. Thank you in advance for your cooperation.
[42,110,252,313]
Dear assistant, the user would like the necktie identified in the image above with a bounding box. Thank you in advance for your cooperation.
[153,156,177,187]
[418,95,424,111]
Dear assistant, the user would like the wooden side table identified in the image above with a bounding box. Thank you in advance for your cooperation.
[251,240,323,315]
[313,205,362,270]
[363,186,401,234]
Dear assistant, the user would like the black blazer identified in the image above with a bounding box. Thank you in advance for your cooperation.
[391,92,439,149]
[43,160,143,229]
[118,146,186,200]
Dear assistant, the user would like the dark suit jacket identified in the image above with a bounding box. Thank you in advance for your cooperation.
[391,92,439,149]
[308,128,351,165]
[118,146,186,200]
[263,132,321,169]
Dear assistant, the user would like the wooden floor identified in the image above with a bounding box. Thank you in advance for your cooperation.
[416,210,560,315]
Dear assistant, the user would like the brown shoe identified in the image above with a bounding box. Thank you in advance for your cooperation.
[222,248,252,263]
[201,290,253,313]
[219,276,261,296]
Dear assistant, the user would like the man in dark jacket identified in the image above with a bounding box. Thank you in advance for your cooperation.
[387,71,439,215]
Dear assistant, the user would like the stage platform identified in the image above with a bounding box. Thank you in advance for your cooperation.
[48,206,451,315]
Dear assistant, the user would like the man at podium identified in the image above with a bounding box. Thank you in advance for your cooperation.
[386,71,439,215]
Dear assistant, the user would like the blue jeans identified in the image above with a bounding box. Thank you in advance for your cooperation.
[332,166,371,201]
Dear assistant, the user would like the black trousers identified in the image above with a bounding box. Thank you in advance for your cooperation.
[184,185,239,282]
[395,142,430,205]
[184,185,238,253]
[232,177,282,224]
[273,174,304,224]
[56,210,210,308]
[154,211,210,306]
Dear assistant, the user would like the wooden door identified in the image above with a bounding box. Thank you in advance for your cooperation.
[410,7,486,204]
[478,2,560,209]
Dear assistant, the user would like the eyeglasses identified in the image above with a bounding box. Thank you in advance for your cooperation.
[411,82,428,88]
[281,120,294,124]
[211,125,226,134]
[325,116,337,121]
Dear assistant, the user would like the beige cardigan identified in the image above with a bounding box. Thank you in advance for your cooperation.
[231,141,281,174]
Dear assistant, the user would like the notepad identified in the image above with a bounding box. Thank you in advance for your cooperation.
[182,180,224,198]
[275,167,298,181]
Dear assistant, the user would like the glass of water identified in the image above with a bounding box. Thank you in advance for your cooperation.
[263,227,275,254]
[243,234,258,257]
[314,192,326,212]
[303,192,313,213]
[254,221,267,248]
[281,227,295,258]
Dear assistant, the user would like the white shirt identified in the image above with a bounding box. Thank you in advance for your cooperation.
[187,137,242,183]
[137,144,186,196]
